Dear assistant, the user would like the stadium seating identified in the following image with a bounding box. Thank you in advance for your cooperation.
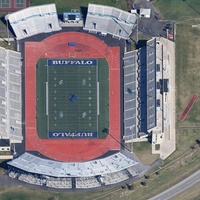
[146,38,157,130]
[5,4,61,40]
[8,170,18,179]
[8,152,139,178]
[76,177,101,188]
[84,4,137,39]
[0,47,23,142]
[123,50,138,140]
[127,166,138,177]
[103,170,130,185]
[18,173,43,186]
[123,38,157,141]
[46,177,72,189]
[7,151,140,188]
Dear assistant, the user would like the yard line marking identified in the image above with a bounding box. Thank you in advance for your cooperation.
[46,82,49,116]
[96,60,99,136]
[97,82,99,115]
[47,60,49,135]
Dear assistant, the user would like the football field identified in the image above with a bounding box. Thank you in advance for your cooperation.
[36,58,109,139]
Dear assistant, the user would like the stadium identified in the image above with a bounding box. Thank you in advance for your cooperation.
[0,3,175,189]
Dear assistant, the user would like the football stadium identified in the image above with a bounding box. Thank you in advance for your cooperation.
[0,2,176,190]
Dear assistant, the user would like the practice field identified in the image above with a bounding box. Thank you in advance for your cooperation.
[36,58,109,139]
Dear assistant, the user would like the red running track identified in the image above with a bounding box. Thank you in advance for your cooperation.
[179,94,198,121]
[25,32,120,162]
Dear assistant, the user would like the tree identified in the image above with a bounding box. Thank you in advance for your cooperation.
[127,183,134,190]
[121,185,127,189]
[141,181,147,186]
[144,175,150,179]
[155,171,160,175]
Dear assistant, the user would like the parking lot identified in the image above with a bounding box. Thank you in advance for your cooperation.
[131,0,174,41]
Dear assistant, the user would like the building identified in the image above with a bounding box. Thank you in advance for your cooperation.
[139,8,151,18]
[0,139,10,151]
[0,0,29,12]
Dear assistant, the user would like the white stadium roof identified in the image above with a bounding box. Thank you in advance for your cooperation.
[8,152,139,178]
[0,47,23,142]
[84,4,138,39]
[5,3,61,40]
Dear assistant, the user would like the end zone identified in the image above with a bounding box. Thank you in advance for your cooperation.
[48,131,98,138]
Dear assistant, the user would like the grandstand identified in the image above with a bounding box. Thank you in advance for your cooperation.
[5,3,61,40]
[146,39,157,130]
[0,47,23,142]
[84,4,137,39]
[46,177,72,189]
[7,152,144,188]
[123,38,158,142]
[7,152,138,177]
[123,51,138,140]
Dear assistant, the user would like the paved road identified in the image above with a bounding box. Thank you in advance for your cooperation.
[149,169,200,200]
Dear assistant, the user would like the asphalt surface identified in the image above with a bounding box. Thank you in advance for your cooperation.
[131,0,174,41]
[149,169,200,200]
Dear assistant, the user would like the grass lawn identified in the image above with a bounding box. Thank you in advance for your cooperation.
[128,141,159,165]
[30,0,127,13]
[0,186,118,200]
[154,0,200,20]
[175,22,200,126]
[0,41,14,50]
[48,64,97,133]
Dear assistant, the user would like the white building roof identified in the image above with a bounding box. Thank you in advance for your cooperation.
[84,4,138,39]
[5,3,61,40]
[8,152,139,177]
[0,47,23,142]
[139,8,151,18]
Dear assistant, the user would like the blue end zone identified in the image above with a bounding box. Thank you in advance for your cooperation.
[48,59,97,66]
[49,131,98,138]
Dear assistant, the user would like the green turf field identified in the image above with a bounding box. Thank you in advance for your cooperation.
[36,58,109,139]
[30,0,127,13]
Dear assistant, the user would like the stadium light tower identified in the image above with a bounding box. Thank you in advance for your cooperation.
[10,126,16,155]
[134,13,141,45]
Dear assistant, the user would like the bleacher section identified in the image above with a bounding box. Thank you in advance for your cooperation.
[18,173,43,186]
[76,177,101,188]
[103,170,130,185]
[123,51,138,140]
[0,47,23,142]
[123,38,157,141]
[5,3,61,40]
[138,47,148,134]
[46,177,72,189]
[84,4,137,39]
[126,166,138,177]
[146,38,156,130]
[8,152,138,178]
[7,152,141,188]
